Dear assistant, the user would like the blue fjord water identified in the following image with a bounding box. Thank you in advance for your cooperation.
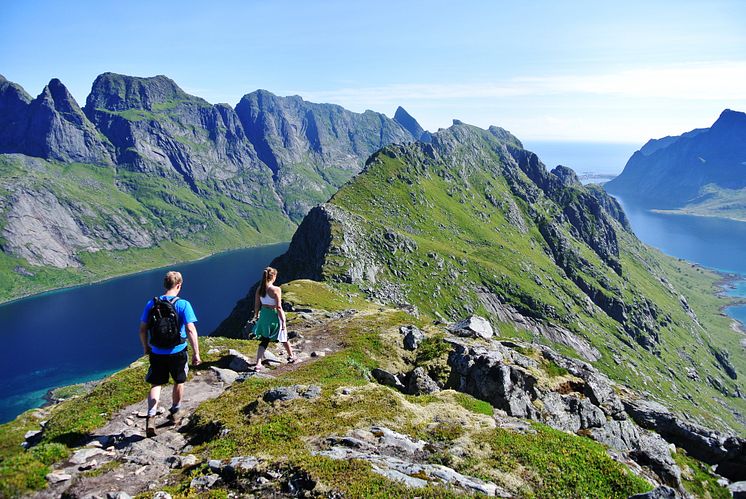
[0,243,288,423]
[614,196,746,332]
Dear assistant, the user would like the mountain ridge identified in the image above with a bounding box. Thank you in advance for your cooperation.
[0,73,426,302]
[217,120,745,438]
[606,109,746,216]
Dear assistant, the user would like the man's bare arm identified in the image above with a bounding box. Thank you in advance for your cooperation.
[186,323,201,365]
[139,322,150,355]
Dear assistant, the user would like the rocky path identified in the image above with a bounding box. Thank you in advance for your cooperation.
[33,316,341,499]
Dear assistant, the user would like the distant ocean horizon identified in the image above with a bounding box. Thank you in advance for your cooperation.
[524,140,639,180]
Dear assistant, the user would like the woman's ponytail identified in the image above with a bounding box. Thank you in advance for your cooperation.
[258,267,277,297]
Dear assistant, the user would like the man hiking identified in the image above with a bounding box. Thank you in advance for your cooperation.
[139,270,201,437]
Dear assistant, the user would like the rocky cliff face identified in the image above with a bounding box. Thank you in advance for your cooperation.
[219,121,746,438]
[234,90,417,220]
[606,109,746,208]
[0,76,112,164]
[0,73,423,299]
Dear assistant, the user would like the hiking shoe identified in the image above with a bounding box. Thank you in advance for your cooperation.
[145,416,156,438]
[167,407,182,425]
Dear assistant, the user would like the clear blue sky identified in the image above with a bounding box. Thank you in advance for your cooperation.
[2,0,744,142]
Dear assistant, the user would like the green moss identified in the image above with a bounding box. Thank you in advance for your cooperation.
[540,358,569,378]
[453,393,493,416]
[0,443,68,498]
[673,450,730,499]
[416,333,451,364]
[281,280,370,312]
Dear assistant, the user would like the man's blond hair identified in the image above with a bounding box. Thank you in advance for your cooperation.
[164,271,183,290]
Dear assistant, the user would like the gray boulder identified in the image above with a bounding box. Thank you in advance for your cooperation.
[541,392,605,432]
[405,367,440,395]
[729,481,746,499]
[190,473,221,490]
[448,343,538,419]
[449,316,494,340]
[210,366,239,385]
[263,385,321,403]
[226,349,254,372]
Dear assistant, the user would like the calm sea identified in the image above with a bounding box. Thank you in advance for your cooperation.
[0,243,288,423]
[524,140,637,177]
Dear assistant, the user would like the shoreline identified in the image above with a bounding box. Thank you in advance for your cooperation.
[713,271,746,336]
[650,208,746,224]
[0,240,291,307]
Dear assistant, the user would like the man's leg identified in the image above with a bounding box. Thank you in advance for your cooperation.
[146,384,162,437]
[148,384,162,415]
[168,350,189,424]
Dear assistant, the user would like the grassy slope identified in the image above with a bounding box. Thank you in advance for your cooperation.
[320,136,746,433]
[2,280,730,497]
[0,154,295,303]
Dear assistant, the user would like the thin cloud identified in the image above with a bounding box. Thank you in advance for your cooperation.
[291,61,746,106]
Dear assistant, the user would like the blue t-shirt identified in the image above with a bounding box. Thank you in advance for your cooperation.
[140,295,197,355]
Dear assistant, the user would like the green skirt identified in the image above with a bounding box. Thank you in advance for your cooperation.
[253,307,280,341]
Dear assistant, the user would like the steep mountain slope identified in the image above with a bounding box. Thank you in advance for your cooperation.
[0,73,421,301]
[606,109,746,218]
[219,122,746,435]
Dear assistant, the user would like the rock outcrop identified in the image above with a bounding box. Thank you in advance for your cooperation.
[623,398,746,481]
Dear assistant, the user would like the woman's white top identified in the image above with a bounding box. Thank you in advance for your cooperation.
[260,293,278,306]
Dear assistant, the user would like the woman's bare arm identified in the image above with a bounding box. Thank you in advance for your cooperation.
[272,287,286,329]
[253,287,261,320]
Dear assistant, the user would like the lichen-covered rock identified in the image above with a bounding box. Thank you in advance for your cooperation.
[314,427,509,497]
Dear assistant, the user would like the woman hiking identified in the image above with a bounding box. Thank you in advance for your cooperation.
[251,267,296,369]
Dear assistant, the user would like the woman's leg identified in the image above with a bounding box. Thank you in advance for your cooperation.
[255,338,270,369]
[282,341,295,360]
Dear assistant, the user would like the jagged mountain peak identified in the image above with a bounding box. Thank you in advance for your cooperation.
[85,72,206,112]
[711,107,746,130]
[40,78,86,120]
[0,75,32,111]
[393,105,426,139]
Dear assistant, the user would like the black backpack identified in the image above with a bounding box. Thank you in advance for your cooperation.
[147,296,184,348]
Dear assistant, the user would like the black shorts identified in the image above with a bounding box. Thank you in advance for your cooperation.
[146,349,189,385]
